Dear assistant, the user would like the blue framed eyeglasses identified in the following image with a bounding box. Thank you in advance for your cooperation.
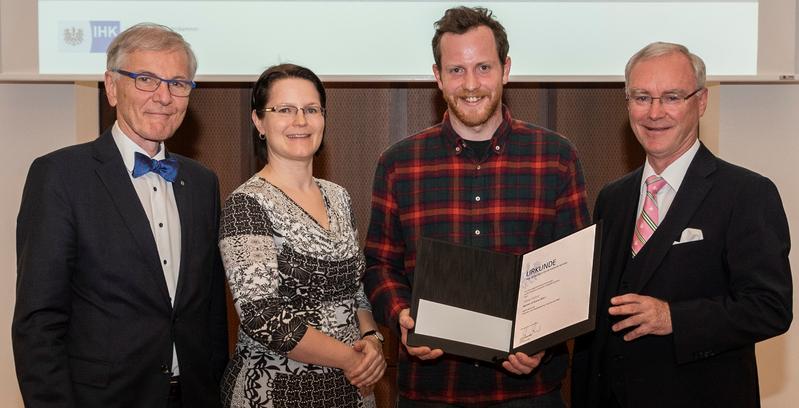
[114,69,196,97]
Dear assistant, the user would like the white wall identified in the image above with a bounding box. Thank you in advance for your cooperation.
[718,84,799,408]
[0,83,83,408]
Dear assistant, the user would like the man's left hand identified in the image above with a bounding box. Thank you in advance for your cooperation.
[502,350,545,375]
[609,293,672,341]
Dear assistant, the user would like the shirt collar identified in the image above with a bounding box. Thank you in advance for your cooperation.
[641,138,701,193]
[441,104,513,157]
[111,121,167,173]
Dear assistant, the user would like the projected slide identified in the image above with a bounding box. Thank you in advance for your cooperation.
[38,1,758,77]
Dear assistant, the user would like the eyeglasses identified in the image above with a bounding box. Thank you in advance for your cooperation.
[626,88,704,109]
[114,69,196,97]
[258,104,326,117]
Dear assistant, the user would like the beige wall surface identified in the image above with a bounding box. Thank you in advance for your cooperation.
[718,84,799,408]
[1,83,81,408]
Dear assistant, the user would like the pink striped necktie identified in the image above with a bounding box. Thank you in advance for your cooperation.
[631,175,668,257]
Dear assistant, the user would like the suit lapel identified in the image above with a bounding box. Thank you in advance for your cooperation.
[92,131,173,306]
[633,144,716,291]
[171,155,193,310]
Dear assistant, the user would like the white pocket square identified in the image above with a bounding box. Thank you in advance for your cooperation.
[673,228,703,245]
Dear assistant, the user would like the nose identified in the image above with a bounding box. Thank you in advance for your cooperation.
[292,109,308,126]
[647,99,666,120]
[463,70,478,92]
[151,81,173,105]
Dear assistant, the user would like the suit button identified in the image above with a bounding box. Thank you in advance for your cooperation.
[160,364,170,374]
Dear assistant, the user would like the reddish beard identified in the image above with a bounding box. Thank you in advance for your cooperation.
[446,91,502,128]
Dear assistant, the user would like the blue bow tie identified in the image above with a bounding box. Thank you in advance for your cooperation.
[132,152,179,182]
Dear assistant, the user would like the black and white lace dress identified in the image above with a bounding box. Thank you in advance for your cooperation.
[218,175,375,408]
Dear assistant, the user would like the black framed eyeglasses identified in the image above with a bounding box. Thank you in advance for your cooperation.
[257,104,326,117]
[626,87,704,108]
[114,69,196,97]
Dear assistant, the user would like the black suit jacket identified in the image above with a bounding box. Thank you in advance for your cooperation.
[13,130,228,408]
[572,144,792,408]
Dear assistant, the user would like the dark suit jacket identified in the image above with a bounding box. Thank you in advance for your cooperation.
[13,130,228,408]
[572,144,792,408]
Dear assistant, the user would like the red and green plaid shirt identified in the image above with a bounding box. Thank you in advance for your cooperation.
[363,106,590,405]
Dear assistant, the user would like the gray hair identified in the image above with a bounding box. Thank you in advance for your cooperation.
[106,23,197,78]
[624,42,706,92]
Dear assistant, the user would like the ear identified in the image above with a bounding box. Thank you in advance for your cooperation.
[502,56,511,85]
[251,110,266,135]
[697,87,709,117]
[104,71,118,107]
[433,64,444,91]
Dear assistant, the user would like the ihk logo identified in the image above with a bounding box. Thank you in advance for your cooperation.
[90,21,120,53]
[59,20,120,53]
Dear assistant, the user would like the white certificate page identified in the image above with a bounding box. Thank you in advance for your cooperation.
[512,225,596,349]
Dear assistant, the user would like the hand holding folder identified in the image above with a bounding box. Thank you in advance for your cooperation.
[407,224,601,363]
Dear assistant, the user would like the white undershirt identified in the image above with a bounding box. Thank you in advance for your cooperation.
[112,122,182,376]
[636,139,701,223]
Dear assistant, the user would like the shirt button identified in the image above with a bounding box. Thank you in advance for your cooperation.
[455,146,462,153]
[159,222,164,228]
[163,259,167,265]
[475,196,481,202]
[476,165,481,170]
[494,145,501,151]
[153,186,158,192]
[474,229,481,235]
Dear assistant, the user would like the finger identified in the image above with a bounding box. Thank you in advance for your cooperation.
[610,293,642,305]
[352,339,366,352]
[405,344,432,356]
[623,324,651,341]
[362,360,387,386]
[399,309,415,330]
[514,351,543,369]
[502,355,525,375]
[611,315,642,332]
[510,352,540,374]
[410,346,444,360]
[608,303,642,316]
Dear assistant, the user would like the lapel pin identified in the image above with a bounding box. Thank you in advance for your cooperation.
[180,180,185,186]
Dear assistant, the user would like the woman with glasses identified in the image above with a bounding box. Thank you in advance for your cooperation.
[218,64,385,408]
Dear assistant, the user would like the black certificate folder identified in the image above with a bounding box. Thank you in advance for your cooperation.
[408,223,601,363]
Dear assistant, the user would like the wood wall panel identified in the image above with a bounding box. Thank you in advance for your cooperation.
[100,82,641,408]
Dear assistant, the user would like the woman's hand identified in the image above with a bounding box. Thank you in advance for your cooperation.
[343,336,386,388]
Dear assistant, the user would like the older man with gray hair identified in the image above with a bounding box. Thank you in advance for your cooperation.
[13,23,228,408]
[571,41,792,408]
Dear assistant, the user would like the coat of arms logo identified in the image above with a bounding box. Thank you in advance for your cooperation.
[63,27,83,46]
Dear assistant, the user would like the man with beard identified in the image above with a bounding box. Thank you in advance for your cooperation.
[363,6,589,407]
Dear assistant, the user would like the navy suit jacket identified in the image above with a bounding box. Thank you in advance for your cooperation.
[13,130,228,408]
[572,144,792,408]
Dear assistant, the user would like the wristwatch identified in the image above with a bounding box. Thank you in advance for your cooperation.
[361,329,385,344]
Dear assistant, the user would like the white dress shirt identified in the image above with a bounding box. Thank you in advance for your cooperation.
[112,122,182,376]
[637,139,701,223]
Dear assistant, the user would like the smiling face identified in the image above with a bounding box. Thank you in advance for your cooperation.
[627,52,708,173]
[251,78,324,164]
[104,48,191,156]
[433,25,510,140]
